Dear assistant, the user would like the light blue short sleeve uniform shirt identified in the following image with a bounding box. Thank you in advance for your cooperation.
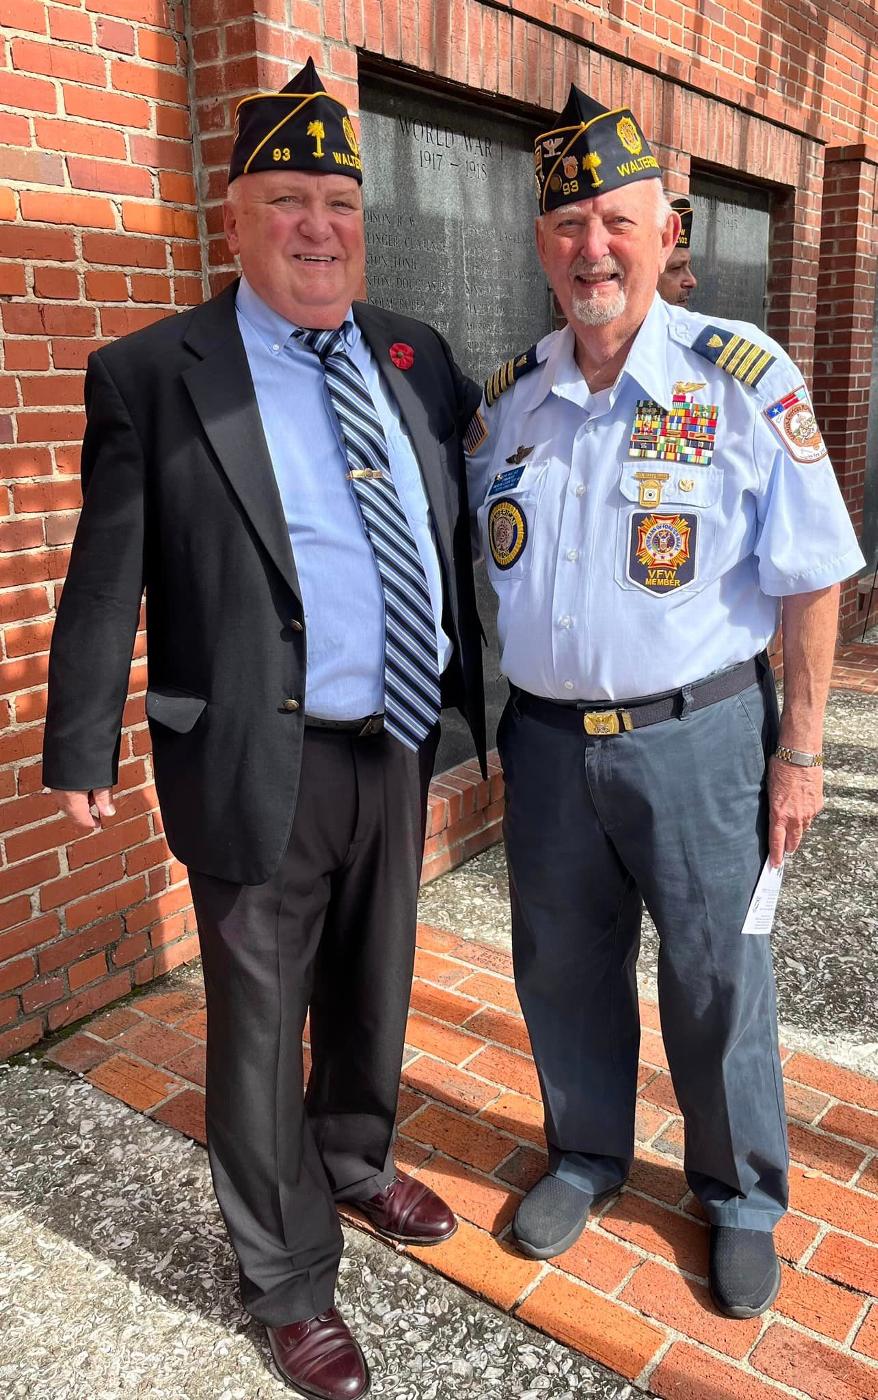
[466,294,865,702]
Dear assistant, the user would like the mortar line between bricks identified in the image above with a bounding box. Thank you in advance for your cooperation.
[510,1260,549,1310]
[797,1219,831,1271]
[399,1100,525,1163]
[635,1333,675,1390]
[742,1302,878,1370]
[850,1153,877,1189]
[841,1293,875,1351]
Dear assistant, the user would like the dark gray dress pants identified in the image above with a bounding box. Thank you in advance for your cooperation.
[499,673,789,1231]
[188,724,438,1325]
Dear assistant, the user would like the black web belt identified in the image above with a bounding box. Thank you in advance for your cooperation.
[303,713,384,736]
[511,655,765,737]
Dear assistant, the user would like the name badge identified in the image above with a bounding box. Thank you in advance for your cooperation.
[488,465,526,496]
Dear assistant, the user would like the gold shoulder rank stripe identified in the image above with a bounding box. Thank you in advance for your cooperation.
[691,324,776,388]
[484,344,540,406]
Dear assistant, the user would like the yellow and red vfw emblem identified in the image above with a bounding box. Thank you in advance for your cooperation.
[488,497,528,570]
[627,512,698,594]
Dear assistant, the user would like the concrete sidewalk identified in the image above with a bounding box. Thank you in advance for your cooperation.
[0,1060,637,1400]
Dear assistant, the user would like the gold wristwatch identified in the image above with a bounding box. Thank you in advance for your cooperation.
[773,746,824,768]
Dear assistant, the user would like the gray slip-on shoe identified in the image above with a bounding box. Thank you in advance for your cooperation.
[708,1225,781,1319]
[511,1173,624,1260]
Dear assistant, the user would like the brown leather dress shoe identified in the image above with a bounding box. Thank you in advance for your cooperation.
[346,1171,457,1245]
[266,1309,370,1400]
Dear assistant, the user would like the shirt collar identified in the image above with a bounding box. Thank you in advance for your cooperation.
[619,293,674,410]
[513,295,674,415]
[235,275,358,351]
[513,324,579,414]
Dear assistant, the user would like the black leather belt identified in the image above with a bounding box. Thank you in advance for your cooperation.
[303,713,384,737]
[512,655,764,736]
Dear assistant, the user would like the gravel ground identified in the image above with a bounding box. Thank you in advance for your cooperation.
[419,686,878,1074]
[0,1064,639,1400]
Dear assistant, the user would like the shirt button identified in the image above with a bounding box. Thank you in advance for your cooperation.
[584,421,596,433]
[566,548,579,562]
[574,484,586,497]
[282,698,300,712]
[563,680,575,691]
[271,343,281,354]
[558,614,572,629]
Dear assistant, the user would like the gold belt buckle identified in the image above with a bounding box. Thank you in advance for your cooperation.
[583,709,634,736]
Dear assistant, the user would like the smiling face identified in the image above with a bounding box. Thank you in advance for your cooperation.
[223,169,366,328]
[658,248,697,306]
[536,181,678,340]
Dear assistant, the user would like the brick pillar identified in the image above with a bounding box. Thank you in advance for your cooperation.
[766,174,824,374]
[812,144,878,638]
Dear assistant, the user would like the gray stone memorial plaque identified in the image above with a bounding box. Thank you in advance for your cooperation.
[689,172,771,329]
[359,77,552,382]
[359,78,553,772]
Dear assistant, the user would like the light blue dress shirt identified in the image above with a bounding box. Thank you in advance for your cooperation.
[466,294,865,702]
[235,277,450,719]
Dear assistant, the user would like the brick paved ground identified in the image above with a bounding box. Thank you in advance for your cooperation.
[830,642,878,695]
[48,916,878,1400]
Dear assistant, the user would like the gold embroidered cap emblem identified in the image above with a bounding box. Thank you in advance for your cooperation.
[342,116,359,156]
[616,116,642,156]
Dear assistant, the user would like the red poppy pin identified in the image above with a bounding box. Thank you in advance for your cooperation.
[389,341,415,370]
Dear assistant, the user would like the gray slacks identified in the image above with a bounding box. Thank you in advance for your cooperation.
[498,673,788,1230]
[189,724,438,1325]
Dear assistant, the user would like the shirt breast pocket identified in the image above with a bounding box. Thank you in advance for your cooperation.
[477,461,547,583]
[615,464,723,599]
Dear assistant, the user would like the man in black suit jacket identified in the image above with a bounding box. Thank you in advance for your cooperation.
[43,60,485,1400]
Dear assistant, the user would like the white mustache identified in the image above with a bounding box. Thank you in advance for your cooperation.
[570,258,624,281]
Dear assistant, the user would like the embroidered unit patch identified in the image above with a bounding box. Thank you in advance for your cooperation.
[628,398,718,465]
[488,497,528,570]
[763,385,827,464]
[627,512,698,594]
[691,324,775,386]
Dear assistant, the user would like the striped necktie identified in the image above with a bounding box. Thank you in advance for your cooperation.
[295,327,441,751]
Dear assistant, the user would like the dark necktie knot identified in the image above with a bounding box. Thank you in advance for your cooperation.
[294,326,344,361]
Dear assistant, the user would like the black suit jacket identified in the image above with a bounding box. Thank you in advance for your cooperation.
[43,282,486,883]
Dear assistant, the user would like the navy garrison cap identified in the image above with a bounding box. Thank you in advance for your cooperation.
[229,57,363,185]
[534,84,659,214]
[671,197,694,248]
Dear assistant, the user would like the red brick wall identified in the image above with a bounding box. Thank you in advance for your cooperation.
[0,0,202,1058]
[2,0,878,1055]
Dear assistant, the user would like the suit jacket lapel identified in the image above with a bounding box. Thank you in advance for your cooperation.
[182,281,300,599]
[353,303,456,569]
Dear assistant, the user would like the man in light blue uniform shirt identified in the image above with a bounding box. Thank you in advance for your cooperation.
[466,84,864,1320]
